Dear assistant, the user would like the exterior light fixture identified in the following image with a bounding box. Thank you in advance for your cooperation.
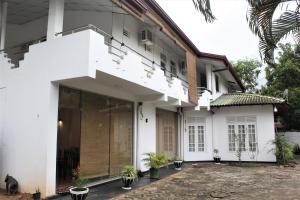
[274,106,278,113]
[58,119,63,127]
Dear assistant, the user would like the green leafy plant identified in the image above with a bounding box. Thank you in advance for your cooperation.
[142,152,167,169]
[293,144,300,155]
[174,155,182,161]
[272,134,294,165]
[72,166,88,188]
[121,165,138,179]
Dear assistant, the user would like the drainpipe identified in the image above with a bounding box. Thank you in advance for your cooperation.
[211,110,215,159]
[0,0,8,50]
[135,102,142,169]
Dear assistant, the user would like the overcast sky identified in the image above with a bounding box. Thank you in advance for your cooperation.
[156,0,267,86]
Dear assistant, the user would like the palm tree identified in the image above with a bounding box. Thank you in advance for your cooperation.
[192,0,215,22]
[247,0,300,65]
[193,0,300,65]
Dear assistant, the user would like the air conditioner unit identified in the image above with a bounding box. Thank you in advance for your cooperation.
[141,29,153,46]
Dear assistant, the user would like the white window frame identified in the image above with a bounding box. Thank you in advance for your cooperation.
[197,125,205,152]
[188,125,195,152]
[227,116,257,152]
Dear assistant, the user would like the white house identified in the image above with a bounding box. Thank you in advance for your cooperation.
[0,0,284,198]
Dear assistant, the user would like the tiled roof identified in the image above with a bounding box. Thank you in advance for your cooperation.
[210,93,285,107]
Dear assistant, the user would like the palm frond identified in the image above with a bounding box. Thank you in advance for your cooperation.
[262,10,300,64]
[246,0,297,64]
[192,0,216,23]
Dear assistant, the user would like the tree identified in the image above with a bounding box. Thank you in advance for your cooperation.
[247,0,300,65]
[232,59,262,92]
[192,0,215,23]
[261,43,300,130]
[192,0,300,65]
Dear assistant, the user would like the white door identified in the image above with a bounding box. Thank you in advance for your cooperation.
[184,116,208,161]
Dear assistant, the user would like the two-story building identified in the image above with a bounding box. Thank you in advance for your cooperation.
[0,0,284,198]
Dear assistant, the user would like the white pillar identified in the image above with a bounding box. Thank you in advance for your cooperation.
[47,0,64,40]
[0,0,8,50]
[206,64,212,91]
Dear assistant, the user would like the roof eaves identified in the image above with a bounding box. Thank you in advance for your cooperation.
[198,52,245,92]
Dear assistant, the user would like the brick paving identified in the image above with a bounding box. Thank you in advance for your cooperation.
[113,161,300,200]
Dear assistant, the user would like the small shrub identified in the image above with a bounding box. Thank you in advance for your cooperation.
[273,135,294,165]
[121,165,137,179]
[142,152,167,169]
[72,166,88,188]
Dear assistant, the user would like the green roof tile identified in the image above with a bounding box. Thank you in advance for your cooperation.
[210,93,285,107]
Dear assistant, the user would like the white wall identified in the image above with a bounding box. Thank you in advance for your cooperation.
[136,102,157,171]
[213,105,276,162]
[183,110,213,161]
[281,132,300,146]
[183,105,276,162]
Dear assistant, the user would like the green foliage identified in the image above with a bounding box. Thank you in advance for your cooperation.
[293,144,300,155]
[121,165,138,179]
[74,177,88,188]
[232,59,262,92]
[192,0,215,23]
[246,0,300,64]
[143,152,167,169]
[273,134,294,165]
[72,166,88,188]
[261,43,300,130]
[174,155,182,161]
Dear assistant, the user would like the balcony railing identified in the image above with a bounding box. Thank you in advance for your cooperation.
[197,87,212,98]
[55,24,189,85]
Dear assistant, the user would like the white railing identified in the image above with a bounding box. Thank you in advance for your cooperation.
[55,24,189,85]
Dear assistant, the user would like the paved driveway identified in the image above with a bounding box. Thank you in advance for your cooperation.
[113,161,300,200]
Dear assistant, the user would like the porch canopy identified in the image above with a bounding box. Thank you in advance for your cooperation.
[210,93,285,107]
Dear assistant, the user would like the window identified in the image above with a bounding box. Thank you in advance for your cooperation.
[237,125,246,151]
[198,126,205,151]
[188,126,195,152]
[226,116,257,152]
[248,124,256,151]
[123,28,130,38]
[160,53,167,71]
[228,124,236,151]
[170,61,177,76]
[215,75,219,92]
[179,61,186,75]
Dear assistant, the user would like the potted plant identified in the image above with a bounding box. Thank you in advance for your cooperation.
[173,156,183,170]
[69,167,89,200]
[143,152,167,179]
[120,165,138,190]
[213,149,221,164]
[32,188,41,200]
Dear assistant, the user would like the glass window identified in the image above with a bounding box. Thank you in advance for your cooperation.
[248,124,256,151]
[228,124,236,151]
[215,75,219,92]
[198,126,205,152]
[238,125,246,151]
[189,126,195,152]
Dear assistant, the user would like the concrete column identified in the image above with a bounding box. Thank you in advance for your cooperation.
[47,0,64,40]
[206,64,212,91]
[0,0,8,50]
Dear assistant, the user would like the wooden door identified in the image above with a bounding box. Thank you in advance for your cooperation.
[156,109,178,160]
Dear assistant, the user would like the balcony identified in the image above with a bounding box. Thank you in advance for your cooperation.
[196,87,212,110]
[1,24,189,105]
